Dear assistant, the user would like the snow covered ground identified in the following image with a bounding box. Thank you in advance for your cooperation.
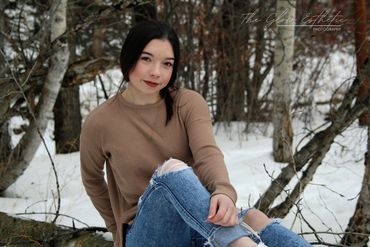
[0,118,366,246]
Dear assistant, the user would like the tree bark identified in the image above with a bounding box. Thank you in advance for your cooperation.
[0,212,112,246]
[0,1,7,77]
[0,0,70,192]
[215,0,246,122]
[63,57,117,87]
[53,87,81,154]
[246,1,274,123]
[354,0,369,126]
[272,0,296,162]
[0,122,11,162]
[341,44,370,247]
[54,2,81,154]
[340,153,370,246]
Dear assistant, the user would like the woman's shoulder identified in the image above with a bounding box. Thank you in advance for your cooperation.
[83,96,119,128]
[173,88,206,107]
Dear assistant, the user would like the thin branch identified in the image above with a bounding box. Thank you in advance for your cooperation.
[98,74,109,100]
[15,212,90,227]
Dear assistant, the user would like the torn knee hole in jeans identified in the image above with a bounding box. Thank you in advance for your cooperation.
[156,158,189,176]
[141,159,189,205]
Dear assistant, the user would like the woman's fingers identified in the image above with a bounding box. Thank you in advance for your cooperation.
[207,196,218,219]
[208,194,238,226]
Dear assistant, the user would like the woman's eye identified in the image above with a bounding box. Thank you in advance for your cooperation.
[164,62,173,68]
[141,56,151,62]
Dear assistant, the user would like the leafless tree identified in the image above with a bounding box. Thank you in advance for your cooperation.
[0,0,70,192]
[0,1,133,191]
[256,75,368,220]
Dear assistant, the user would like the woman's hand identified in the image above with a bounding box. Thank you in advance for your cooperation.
[207,194,238,226]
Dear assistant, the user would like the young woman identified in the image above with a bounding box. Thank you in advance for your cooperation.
[80,20,312,247]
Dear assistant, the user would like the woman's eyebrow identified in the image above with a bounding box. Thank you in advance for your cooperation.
[141,51,153,56]
[142,51,174,60]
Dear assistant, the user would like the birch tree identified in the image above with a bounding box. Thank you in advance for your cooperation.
[0,0,69,191]
[272,0,296,162]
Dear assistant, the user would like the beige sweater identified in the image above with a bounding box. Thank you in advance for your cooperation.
[80,88,237,247]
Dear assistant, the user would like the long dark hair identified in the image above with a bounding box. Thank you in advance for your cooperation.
[119,20,180,125]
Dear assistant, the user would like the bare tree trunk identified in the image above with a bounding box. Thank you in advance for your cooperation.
[0,0,11,160]
[272,0,296,162]
[215,0,246,122]
[0,212,112,246]
[341,153,370,246]
[0,0,70,192]
[355,0,369,126]
[54,86,81,154]
[0,122,11,162]
[200,14,210,98]
[54,2,81,154]
[0,1,7,76]
[246,1,274,123]
[182,0,195,90]
[341,45,370,247]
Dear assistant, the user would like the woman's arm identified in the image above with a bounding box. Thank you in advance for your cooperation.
[80,115,117,237]
[181,90,238,226]
[182,90,237,202]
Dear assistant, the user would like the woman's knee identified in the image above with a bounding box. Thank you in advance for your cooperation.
[157,158,189,176]
[243,209,272,233]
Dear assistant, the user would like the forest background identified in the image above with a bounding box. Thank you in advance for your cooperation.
[0,0,369,246]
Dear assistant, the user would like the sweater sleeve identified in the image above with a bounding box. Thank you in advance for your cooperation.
[80,114,117,234]
[182,90,237,203]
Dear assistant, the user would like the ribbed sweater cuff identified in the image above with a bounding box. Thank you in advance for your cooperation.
[211,182,238,204]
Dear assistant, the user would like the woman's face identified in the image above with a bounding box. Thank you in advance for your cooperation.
[128,39,174,100]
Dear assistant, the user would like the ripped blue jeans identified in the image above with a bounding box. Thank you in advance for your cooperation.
[124,164,312,247]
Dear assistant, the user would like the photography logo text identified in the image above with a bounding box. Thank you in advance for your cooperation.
[242,9,346,32]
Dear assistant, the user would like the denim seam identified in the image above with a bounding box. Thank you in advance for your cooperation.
[153,167,213,238]
[206,229,223,247]
[155,181,214,239]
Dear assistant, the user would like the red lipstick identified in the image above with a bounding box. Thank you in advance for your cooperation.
[144,80,159,88]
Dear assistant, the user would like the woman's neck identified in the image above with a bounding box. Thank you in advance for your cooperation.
[121,87,161,106]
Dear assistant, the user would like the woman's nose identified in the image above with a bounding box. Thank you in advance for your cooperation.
[150,63,161,77]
